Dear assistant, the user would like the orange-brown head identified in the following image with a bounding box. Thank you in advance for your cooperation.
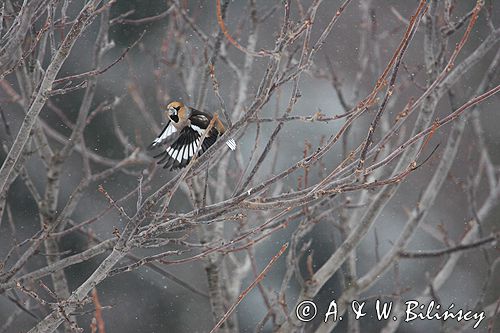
[164,101,189,123]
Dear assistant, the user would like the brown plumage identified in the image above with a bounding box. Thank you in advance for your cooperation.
[149,101,236,170]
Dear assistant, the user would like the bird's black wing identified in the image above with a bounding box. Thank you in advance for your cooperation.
[148,120,178,150]
[153,124,219,170]
[190,108,236,151]
[189,111,220,155]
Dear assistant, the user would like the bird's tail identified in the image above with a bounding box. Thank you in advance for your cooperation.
[226,139,236,150]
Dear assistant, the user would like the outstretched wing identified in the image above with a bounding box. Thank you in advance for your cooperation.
[148,121,177,150]
[153,125,218,170]
[190,109,237,151]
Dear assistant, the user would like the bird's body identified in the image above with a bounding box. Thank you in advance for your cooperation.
[149,101,236,170]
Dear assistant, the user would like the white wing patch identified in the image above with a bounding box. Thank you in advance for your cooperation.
[166,141,200,163]
[166,147,180,163]
[163,123,177,137]
[166,147,175,159]
[190,124,205,135]
[190,123,235,150]
[226,139,236,150]
[152,123,177,146]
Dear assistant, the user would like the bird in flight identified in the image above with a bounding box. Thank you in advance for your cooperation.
[149,101,236,170]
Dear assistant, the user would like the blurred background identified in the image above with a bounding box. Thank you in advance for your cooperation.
[0,1,499,332]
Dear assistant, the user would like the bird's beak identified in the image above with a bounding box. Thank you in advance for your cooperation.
[164,107,171,117]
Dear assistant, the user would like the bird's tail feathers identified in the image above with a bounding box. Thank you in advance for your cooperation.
[226,139,236,151]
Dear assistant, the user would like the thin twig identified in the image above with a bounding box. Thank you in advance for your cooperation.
[209,243,288,333]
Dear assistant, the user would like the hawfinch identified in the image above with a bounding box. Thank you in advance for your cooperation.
[149,101,236,170]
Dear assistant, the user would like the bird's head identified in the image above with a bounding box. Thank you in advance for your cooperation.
[164,101,186,123]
